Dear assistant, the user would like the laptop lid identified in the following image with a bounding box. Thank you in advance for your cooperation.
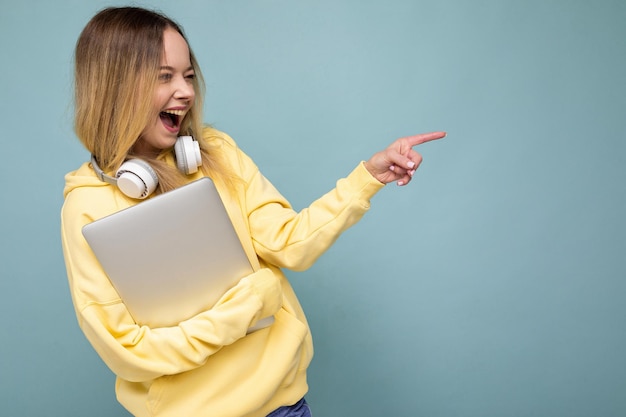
[82,177,256,328]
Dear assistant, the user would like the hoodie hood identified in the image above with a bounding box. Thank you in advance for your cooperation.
[63,162,110,198]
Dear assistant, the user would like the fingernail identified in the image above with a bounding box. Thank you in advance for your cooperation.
[397,180,404,186]
[408,169,415,177]
[389,165,396,172]
[407,161,415,169]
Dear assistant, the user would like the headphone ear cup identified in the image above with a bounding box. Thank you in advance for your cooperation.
[116,159,159,199]
[175,136,202,175]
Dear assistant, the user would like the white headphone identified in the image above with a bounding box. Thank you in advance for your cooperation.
[91,136,202,199]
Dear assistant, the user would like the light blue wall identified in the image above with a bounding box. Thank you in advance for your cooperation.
[1,1,625,416]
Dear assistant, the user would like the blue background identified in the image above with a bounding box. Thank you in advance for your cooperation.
[1,1,625,416]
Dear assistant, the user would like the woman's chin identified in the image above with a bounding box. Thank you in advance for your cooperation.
[133,134,177,157]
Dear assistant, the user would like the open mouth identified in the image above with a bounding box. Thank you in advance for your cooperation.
[159,109,185,131]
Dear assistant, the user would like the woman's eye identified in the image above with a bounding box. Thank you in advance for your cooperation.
[185,73,196,80]
[159,73,172,81]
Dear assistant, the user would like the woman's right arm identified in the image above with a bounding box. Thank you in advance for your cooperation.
[61,191,282,382]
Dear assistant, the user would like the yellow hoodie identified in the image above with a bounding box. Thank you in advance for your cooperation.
[61,128,384,417]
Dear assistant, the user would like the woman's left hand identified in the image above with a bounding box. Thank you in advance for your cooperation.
[364,131,446,186]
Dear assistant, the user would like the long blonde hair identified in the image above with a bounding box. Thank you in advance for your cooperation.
[75,7,234,193]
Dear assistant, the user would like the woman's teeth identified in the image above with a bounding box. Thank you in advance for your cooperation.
[162,109,185,116]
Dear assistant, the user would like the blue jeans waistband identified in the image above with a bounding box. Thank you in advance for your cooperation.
[266,398,311,417]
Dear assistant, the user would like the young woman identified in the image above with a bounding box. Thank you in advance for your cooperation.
[61,7,445,417]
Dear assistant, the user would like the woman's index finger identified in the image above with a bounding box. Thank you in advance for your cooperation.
[403,131,447,147]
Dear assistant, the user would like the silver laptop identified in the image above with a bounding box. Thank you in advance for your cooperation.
[82,177,273,330]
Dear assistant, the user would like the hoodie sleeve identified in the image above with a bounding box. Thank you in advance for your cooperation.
[61,183,282,382]
[227,138,385,271]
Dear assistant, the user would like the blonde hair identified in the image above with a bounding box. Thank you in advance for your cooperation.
[75,7,235,193]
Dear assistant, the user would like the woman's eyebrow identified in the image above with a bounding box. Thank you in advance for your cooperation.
[159,65,194,72]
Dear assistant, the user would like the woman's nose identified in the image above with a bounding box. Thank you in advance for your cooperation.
[174,77,194,99]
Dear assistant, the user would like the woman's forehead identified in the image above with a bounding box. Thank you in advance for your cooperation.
[161,28,191,67]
